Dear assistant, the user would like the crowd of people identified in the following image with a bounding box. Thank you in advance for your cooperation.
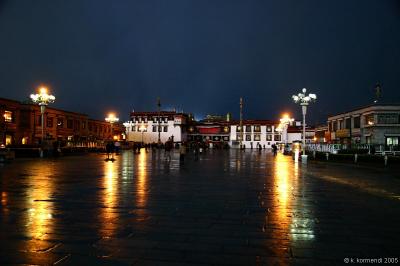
[105,138,282,162]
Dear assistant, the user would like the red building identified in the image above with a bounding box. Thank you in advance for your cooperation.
[0,97,124,147]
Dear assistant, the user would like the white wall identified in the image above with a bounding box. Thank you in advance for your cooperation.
[124,120,184,143]
[229,125,282,148]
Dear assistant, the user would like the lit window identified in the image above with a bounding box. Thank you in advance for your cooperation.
[365,115,375,125]
[246,135,251,141]
[245,126,252,132]
[4,111,13,123]
[267,126,272,132]
[254,125,261,132]
[57,118,64,128]
[266,134,272,141]
[254,134,261,141]
[5,135,12,145]
[274,134,281,141]
[386,137,399,146]
[21,137,28,145]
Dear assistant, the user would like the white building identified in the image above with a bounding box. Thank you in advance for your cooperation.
[229,120,282,149]
[124,111,188,143]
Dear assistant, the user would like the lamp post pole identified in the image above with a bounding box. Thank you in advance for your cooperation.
[157,97,161,144]
[301,103,308,156]
[40,105,46,144]
[292,88,317,163]
[279,114,294,146]
[139,124,146,144]
[105,113,119,141]
[239,97,243,149]
[30,87,55,158]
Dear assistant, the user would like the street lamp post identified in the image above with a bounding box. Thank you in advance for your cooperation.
[157,97,161,145]
[105,113,119,140]
[30,87,55,157]
[139,124,146,143]
[292,88,317,163]
[279,114,294,145]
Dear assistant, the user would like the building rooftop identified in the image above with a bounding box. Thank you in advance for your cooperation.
[327,103,400,118]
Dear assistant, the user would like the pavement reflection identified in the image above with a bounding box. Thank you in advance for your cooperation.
[0,151,399,265]
[100,159,120,237]
[24,163,56,241]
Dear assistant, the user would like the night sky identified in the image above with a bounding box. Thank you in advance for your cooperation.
[0,0,399,124]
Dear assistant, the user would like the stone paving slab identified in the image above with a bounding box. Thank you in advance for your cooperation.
[1,150,400,265]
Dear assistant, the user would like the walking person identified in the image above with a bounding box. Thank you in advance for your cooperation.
[272,144,278,156]
[194,142,199,161]
[179,142,186,164]
[165,138,172,162]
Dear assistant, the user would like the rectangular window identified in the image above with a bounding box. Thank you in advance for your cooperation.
[57,118,64,128]
[82,121,86,129]
[245,125,252,132]
[267,126,272,132]
[266,134,272,141]
[378,114,399,124]
[274,134,281,141]
[246,134,251,141]
[333,121,337,131]
[236,126,242,132]
[131,126,136,132]
[67,119,73,129]
[345,118,351,129]
[254,125,261,132]
[153,117,157,123]
[338,120,343,130]
[164,117,168,123]
[254,134,261,141]
[4,111,13,122]
[47,117,53,128]
[365,114,375,125]
[236,134,243,141]
[386,137,399,146]
[163,126,168,132]
[353,116,360,128]
[152,125,157,132]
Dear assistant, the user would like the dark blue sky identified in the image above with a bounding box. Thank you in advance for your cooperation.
[0,0,399,124]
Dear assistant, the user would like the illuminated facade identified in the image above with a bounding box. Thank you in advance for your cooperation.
[187,114,231,146]
[0,97,124,146]
[327,104,400,146]
[124,111,188,143]
[229,120,282,149]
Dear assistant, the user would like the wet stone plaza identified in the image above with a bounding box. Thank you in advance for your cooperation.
[1,150,400,265]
